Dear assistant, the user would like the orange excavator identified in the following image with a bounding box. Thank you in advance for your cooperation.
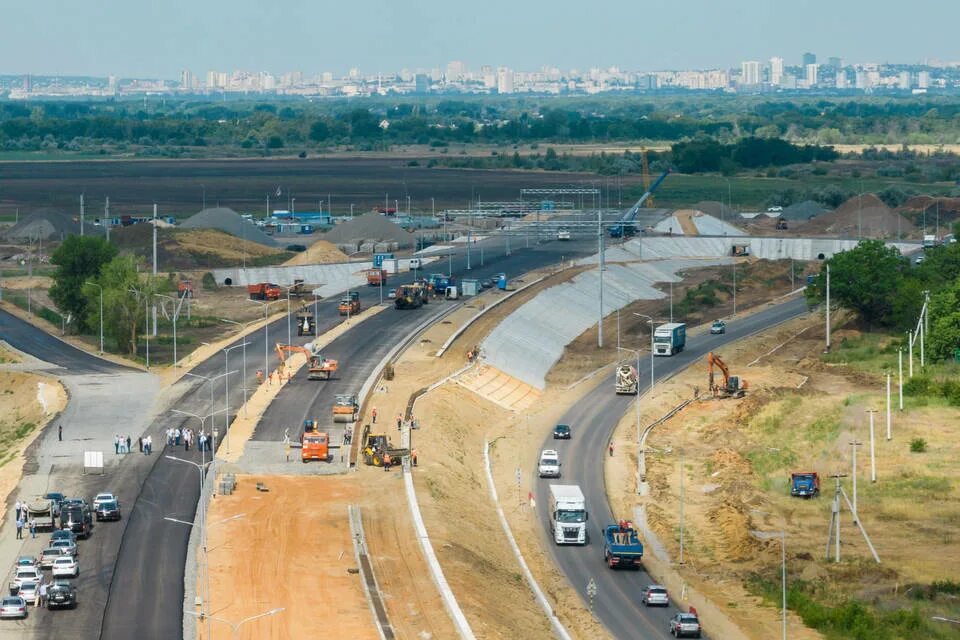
[707,352,748,398]
[275,343,339,380]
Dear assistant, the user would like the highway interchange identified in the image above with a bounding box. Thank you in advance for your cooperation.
[2,220,812,639]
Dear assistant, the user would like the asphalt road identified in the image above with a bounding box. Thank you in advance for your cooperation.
[535,295,808,640]
[98,232,597,640]
[0,309,128,374]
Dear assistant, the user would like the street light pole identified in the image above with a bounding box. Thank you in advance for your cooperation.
[157,293,186,367]
[222,343,249,454]
[249,299,277,381]
[633,313,656,393]
[752,509,788,640]
[185,607,285,640]
[220,319,255,418]
[86,281,104,354]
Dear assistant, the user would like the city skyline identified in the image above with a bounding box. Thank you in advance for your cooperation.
[1,0,958,77]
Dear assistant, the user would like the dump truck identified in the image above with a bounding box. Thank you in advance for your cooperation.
[338,291,361,316]
[247,282,282,300]
[332,394,359,423]
[615,364,638,394]
[790,472,820,498]
[394,283,428,310]
[289,278,307,298]
[296,308,316,336]
[177,280,194,298]
[603,521,644,569]
[366,268,387,286]
[360,425,409,467]
[548,485,588,545]
[707,351,748,398]
[27,497,56,531]
[653,322,686,356]
[300,428,330,463]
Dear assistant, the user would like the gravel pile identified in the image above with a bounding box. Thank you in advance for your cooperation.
[3,208,103,241]
[322,213,413,248]
[781,200,827,221]
[797,194,916,239]
[180,207,278,247]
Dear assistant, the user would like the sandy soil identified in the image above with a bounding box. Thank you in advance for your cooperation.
[352,265,613,639]
[283,239,350,265]
[605,308,960,638]
[673,210,702,236]
[0,361,67,526]
[203,476,379,640]
[0,275,52,290]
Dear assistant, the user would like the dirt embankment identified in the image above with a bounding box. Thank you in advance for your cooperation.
[606,311,960,638]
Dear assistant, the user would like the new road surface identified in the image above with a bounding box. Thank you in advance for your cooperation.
[536,295,808,640]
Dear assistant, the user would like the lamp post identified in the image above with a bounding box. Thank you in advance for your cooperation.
[86,281,104,354]
[221,342,249,454]
[249,299,278,381]
[183,371,235,436]
[220,319,256,418]
[632,313,656,394]
[185,607,285,640]
[752,509,788,640]
[156,293,185,367]
[618,346,643,489]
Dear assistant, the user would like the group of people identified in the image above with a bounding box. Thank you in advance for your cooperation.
[113,434,133,454]
[165,426,213,452]
[12,501,36,540]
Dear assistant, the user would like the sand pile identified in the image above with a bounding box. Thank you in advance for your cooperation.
[323,212,414,250]
[111,226,285,270]
[781,200,827,221]
[284,239,350,265]
[707,502,767,562]
[180,207,278,247]
[3,208,104,241]
[797,194,915,238]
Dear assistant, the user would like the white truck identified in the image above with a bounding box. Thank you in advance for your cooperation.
[549,484,588,545]
[557,227,571,241]
[653,322,686,356]
[923,234,937,248]
[615,364,638,394]
[27,497,55,531]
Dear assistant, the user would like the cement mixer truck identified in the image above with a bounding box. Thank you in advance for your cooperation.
[615,364,638,394]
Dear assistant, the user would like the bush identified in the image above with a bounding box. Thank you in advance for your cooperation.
[201,272,217,290]
[903,376,932,397]
[910,438,928,453]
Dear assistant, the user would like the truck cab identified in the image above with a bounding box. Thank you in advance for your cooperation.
[301,431,330,463]
[548,485,587,545]
[790,472,820,498]
[653,322,686,356]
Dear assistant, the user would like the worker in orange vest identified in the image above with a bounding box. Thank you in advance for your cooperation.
[372,408,378,424]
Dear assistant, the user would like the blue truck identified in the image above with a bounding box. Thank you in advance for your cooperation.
[790,472,820,498]
[602,521,644,569]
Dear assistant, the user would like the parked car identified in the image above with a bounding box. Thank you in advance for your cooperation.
[641,585,669,606]
[0,596,27,619]
[480,279,494,289]
[95,500,121,522]
[553,424,571,440]
[61,498,88,509]
[39,548,66,570]
[51,557,78,579]
[537,449,561,478]
[46,581,77,610]
[387,288,397,299]
[60,505,92,539]
[50,539,78,558]
[669,612,702,638]
[17,581,39,604]
[10,567,41,594]
[915,255,925,264]
[14,556,37,570]
[92,493,116,510]
[50,530,77,545]
[710,320,726,334]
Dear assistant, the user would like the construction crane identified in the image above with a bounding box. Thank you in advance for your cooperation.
[640,149,653,208]
[275,343,339,380]
[609,168,671,238]
[706,351,748,398]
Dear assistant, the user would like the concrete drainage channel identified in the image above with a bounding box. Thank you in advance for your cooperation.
[349,505,395,640]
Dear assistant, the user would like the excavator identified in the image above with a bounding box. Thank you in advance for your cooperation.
[707,352,748,398]
[275,343,339,380]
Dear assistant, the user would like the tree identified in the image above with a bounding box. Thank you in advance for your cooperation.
[927,278,960,361]
[84,255,162,355]
[308,120,329,142]
[49,235,117,332]
[806,240,904,328]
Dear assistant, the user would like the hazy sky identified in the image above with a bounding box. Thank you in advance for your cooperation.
[1,0,955,77]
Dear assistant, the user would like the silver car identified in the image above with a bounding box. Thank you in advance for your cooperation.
[0,596,27,619]
[17,581,39,604]
[670,612,702,638]
[642,584,669,606]
[50,539,77,558]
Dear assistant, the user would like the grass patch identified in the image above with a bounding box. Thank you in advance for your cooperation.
[863,472,952,500]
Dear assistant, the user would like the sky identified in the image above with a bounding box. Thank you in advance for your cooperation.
[1,0,956,77]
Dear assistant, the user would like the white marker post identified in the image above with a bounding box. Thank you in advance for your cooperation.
[886,374,892,440]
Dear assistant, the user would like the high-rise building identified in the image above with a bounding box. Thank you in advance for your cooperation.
[769,57,784,85]
[918,71,931,88]
[805,63,818,87]
[415,74,429,93]
[898,72,912,90]
[180,70,193,90]
[740,60,761,85]
[802,52,817,66]
[835,69,848,89]
[496,67,514,94]
[828,57,842,69]
[446,60,466,81]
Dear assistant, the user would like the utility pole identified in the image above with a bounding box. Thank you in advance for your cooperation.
[908,330,914,378]
[866,410,877,483]
[732,260,737,315]
[152,204,158,336]
[598,207,604,348]
[80,194,85,236]
[886,374,892,440]
[825,263,831,351]
[826,474,847,562]
[104,197,110,242]
[678,449,685,565]
[849,440,862,516]
[898,348,904,411]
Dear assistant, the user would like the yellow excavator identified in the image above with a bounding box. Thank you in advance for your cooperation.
[275,343,339,380]
[707,352,748,398]
[359,424,409,467]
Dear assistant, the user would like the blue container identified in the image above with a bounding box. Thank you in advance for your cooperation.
[497,275,507,290]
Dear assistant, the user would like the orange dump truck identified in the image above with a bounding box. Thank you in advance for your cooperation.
[248,282,282,300]
[301,421,330,463]
[365,268,387,287]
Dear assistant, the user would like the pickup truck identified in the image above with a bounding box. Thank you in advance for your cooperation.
[603,521,644,569]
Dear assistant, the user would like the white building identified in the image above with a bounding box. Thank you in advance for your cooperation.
[918,71,931,88]
[496,67,514,94]
[769,56,784,85]
[805,63,819,87]
[741,61,761,85]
